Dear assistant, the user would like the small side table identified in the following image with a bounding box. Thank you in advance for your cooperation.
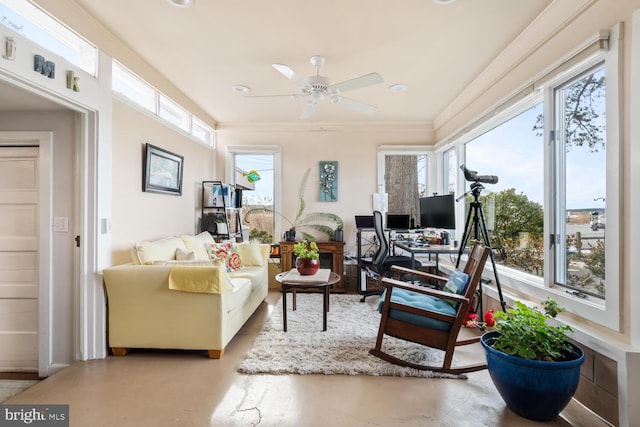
[275,269,340,332]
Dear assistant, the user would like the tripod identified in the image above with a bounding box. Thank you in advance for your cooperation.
[456,181,507,313]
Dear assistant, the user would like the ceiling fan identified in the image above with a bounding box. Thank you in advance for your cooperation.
[247,55,384,119]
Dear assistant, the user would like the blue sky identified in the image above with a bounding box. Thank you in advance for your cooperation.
[465,103,606,210]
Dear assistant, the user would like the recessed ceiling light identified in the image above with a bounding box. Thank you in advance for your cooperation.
[232,85,251,94]
[389,84,407,93]
[432,0,456,4]
[167,0,194,8]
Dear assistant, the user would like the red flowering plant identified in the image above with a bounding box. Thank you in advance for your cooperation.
[464,309,496,329]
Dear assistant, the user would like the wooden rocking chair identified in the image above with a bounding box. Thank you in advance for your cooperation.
[370,241,490,374]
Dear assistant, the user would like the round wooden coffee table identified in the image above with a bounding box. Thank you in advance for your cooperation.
[275,269,340,332]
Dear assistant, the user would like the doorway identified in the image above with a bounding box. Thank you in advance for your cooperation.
[0,132,52,377]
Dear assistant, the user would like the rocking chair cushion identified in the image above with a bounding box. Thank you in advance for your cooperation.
[378,288,457,332]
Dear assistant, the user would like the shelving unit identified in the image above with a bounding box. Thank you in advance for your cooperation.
[201,181,242,240]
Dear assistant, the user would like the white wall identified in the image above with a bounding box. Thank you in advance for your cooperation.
[216,123,432,257]
[110,99,216,265]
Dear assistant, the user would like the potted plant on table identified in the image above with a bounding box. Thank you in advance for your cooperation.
[480,298,584,422]
[293,239,320,275]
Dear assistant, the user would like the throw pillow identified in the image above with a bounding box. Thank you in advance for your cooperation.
[209,240,242,272]
[236,240,264,267]
[181,232,215,261]
[152,260,214,266]
[442,269,470,307]
[176,248,196,261]
[133,236,187,265]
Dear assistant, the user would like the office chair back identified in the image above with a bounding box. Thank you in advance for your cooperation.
[372,210,389,273]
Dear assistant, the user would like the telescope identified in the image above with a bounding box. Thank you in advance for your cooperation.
[460,164,498,185]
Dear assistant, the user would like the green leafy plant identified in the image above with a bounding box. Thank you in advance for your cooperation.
[293,240,319,260]
[244,168,343,240]
[491,298,574,361]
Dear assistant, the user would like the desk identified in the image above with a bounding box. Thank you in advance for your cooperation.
[275,269,340,332]
[392,242,462,272]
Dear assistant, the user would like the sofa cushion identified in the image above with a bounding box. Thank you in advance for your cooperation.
[224,277,253,313]
[133,236,187,265]
[236,240,264,267]
[181,232,215,261]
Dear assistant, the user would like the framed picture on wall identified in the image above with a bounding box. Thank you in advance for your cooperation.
[143,143,184,196]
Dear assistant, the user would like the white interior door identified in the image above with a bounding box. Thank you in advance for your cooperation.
[0,146,39,372]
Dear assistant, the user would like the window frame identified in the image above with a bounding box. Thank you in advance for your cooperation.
[441,27,621,330]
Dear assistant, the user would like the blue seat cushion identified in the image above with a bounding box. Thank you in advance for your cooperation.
[377,288,457,332]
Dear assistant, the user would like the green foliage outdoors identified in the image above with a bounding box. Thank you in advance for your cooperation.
[249,228,272,244]
[473,189,544,275]
[492,299,574,361]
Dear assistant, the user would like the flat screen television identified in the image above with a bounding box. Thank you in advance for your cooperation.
[386,214,410,230]
[420,194,456,229]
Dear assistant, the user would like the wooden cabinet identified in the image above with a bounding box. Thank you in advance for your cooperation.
[279,241,345,292]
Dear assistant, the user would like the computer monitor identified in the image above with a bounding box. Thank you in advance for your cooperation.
[354,215,374,229]
[386,214,410,230]
[420,194,456,229]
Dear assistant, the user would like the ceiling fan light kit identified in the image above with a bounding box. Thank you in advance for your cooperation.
[167,0,194,7]
[232,85,251,93]
[389,84,407,93]
[248,55,384,119]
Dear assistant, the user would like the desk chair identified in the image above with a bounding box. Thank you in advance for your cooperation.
[360,211,423,301]
[372,210,421,278]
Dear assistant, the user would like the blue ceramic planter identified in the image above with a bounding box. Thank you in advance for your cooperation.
[481,330,584,422]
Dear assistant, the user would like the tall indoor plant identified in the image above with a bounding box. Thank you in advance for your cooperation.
[244,168,343,241]
[480,298,584,421]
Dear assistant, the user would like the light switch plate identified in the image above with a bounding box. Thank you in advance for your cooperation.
[53,216,69,232]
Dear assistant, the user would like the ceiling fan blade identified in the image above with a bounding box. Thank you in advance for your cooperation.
[332,96,378,115]
[300,102,319,119]
[329,72,383,94]
[272,63,307,87]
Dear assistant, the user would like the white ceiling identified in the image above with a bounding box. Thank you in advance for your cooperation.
[75,0,554,125]
[2,0,555,124]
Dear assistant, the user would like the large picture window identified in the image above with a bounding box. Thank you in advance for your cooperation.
[450,29,620,329]
[465,103,544,277]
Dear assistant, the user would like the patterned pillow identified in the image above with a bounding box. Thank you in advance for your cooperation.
[442,269,470,307]
[209,240,242,271]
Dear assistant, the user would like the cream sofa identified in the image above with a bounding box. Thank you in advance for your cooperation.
[103,232,269,359]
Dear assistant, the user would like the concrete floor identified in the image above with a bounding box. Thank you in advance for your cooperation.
[3,291,610,427]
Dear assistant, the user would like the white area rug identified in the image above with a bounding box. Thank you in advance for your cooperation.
[0,380,39,403]
[238,293,464,379]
